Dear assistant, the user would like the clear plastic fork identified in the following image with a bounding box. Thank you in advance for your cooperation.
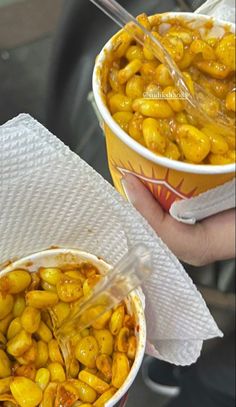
[55,244,152,370]
[90,0,235,134]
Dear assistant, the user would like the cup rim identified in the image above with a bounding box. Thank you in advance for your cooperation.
[1,248,146,407]
[93,11,236,175]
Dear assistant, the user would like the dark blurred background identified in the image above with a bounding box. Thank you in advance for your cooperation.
[0,1,234,406]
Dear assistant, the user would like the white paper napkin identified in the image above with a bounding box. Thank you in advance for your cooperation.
[0,114,222,365]
[170,179,235,224]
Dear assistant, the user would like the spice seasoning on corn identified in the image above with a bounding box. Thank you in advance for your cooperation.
[103,13,236,164]
[0,262,137,406]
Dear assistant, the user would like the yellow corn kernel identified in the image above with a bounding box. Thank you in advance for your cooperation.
[190,39,215,60]
[137,13,151,31]
[126,75,144,99]
[225,133,236,149]
[162,35,184,62]
[41,281,57,293]
[0,350,11,378]
[226,91,236,112]
[26,291,58,309]
[143,118,167,154]
[48,363,66,383]
[15,364,36,381]
[177,50,195,70]
[155,64,173,86]
[127,335,137,360]
[7,329,32,357]
[167,27,193,45]
[0,377,12,395]
[17,340,37,365]
[109,305,125,336]
[112,31,132,59]
[165,141,181,161]
[39,268,62,286]
[207,37,218,48]
[202,127,229,155]
[177,125,211,163]
[215,34,236,71]
[112,352,130,389]
[208,152,235,165]
[228,150,236,161]
[65,270,86,283]
[40,382,57,407]
[109,94,133,115]
[0,293,14,320]
[75,336,99,369]
[118,59,142,85]
[35,341,49,368]
[35,321,52,343]
[116,327,130,353]
[96,354,112,381]
[35,368,50,391]
[93,387,117,407]
[70,333,82,348]
[13,296,26,318]
[56,276,83,303]
[196,60,231,79]
[69,358,80,378]
[93,329,114,355]
[10,377,42,407]
[141,61,159,82]
[133,98,173,119]
[7,317,22,340]
[48,339,63,364]
[113,112,133,133]
[91,308,112,330]
[78,371,110,394]
[163,86,185,112]
[0,313,13,335]
[176,112,188,124]
[128,112,144,141]
[200,96,220,119]
[71,380,97,403]
[126,45,144,62]
[55,382,79,407]
[0,270,31,295]
[20,306,41,334]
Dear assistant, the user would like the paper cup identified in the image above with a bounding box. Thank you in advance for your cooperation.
[93,12,235,211]
[1,248,146,407]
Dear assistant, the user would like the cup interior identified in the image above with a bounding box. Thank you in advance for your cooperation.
[93,12,236,176]
[1,248,146,407]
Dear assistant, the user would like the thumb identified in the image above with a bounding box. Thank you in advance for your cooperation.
[121,173,166,231]
[121,173,206,265]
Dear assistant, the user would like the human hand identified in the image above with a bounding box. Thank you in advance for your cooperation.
[122,174,236,266]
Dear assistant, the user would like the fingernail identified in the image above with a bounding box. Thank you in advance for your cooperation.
[121,176,136,204]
